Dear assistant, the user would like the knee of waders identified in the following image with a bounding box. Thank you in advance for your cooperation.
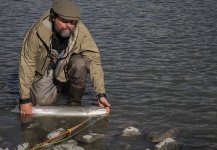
[67,54,89,80]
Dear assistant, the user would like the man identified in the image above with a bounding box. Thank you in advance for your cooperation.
[18,0,110,115]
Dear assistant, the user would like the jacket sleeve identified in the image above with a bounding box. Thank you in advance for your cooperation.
[78,23,106,95]
[82,49,106,95]
[18,25,39,99]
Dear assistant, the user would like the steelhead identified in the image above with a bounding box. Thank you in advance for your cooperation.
[11,106,107,116]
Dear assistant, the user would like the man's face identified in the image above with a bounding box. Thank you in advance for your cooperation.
[53,16,77,38]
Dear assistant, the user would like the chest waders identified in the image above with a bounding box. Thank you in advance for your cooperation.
[32,28,89,105]
[49,32,89,106]
[66,54,90,106]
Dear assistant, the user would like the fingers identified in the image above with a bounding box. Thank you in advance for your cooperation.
[19,103,33,115]
[98,97,110,107]
[105,106,110,115]
[103,100,111,107]
[20,110,32,115]
[98,97,111,115]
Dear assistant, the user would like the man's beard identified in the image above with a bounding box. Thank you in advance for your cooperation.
[54,24,73,38]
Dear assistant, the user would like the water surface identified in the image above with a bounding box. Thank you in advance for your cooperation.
[0,0,217,149]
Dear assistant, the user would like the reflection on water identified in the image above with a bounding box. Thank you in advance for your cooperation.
[0,0,217,149]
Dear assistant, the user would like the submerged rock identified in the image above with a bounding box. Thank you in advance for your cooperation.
[120,142,131,150]
[154,138,181,150]
[107,140,131,150]
[121,126,141,137]
[21,121,39,130]
[32,139,79,150]
[147,128,179,143]
[52,144,84,150]
[0,136,3,143]
[0,148,9,150]
[66,139,78,145]
[45,128,66,142]
[15,142,30,150]
[74,133,106,143]
[26,121,40,129]
[0,141,13,149]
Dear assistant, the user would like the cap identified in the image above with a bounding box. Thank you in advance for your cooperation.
[52,0,81,20]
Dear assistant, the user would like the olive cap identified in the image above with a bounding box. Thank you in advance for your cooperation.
[52,0,81,20]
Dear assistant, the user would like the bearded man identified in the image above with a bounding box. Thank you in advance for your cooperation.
[18,0,110,114]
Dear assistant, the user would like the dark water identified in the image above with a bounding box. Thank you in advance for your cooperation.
[0,0,217,149]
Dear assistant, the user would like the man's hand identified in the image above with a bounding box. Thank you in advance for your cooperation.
[19,102,33,115]
[98,97,110,115]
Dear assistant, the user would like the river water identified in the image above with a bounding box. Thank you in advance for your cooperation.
[0,0,217,150]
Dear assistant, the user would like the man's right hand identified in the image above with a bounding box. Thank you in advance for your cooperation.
[19,102,33,115]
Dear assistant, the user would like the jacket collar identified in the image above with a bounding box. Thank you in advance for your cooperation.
[36,10,53,48]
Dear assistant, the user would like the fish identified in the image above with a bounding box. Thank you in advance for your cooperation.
[11,105,107,117]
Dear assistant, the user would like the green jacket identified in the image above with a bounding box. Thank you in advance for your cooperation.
[19,10,105,99]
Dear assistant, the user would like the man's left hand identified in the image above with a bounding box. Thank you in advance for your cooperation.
[98,97,110,115]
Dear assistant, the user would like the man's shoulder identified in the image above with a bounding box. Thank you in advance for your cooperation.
[40,9,51,21]
[77,21,91,36]
[28,10,51,32]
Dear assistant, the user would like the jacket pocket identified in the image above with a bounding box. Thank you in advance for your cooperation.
[35,50,51,76]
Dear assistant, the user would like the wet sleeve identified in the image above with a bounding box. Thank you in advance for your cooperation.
[79,31,106,95]
[18,27,39,99]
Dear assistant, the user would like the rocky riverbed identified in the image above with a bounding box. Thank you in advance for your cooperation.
[0,124,182,150]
